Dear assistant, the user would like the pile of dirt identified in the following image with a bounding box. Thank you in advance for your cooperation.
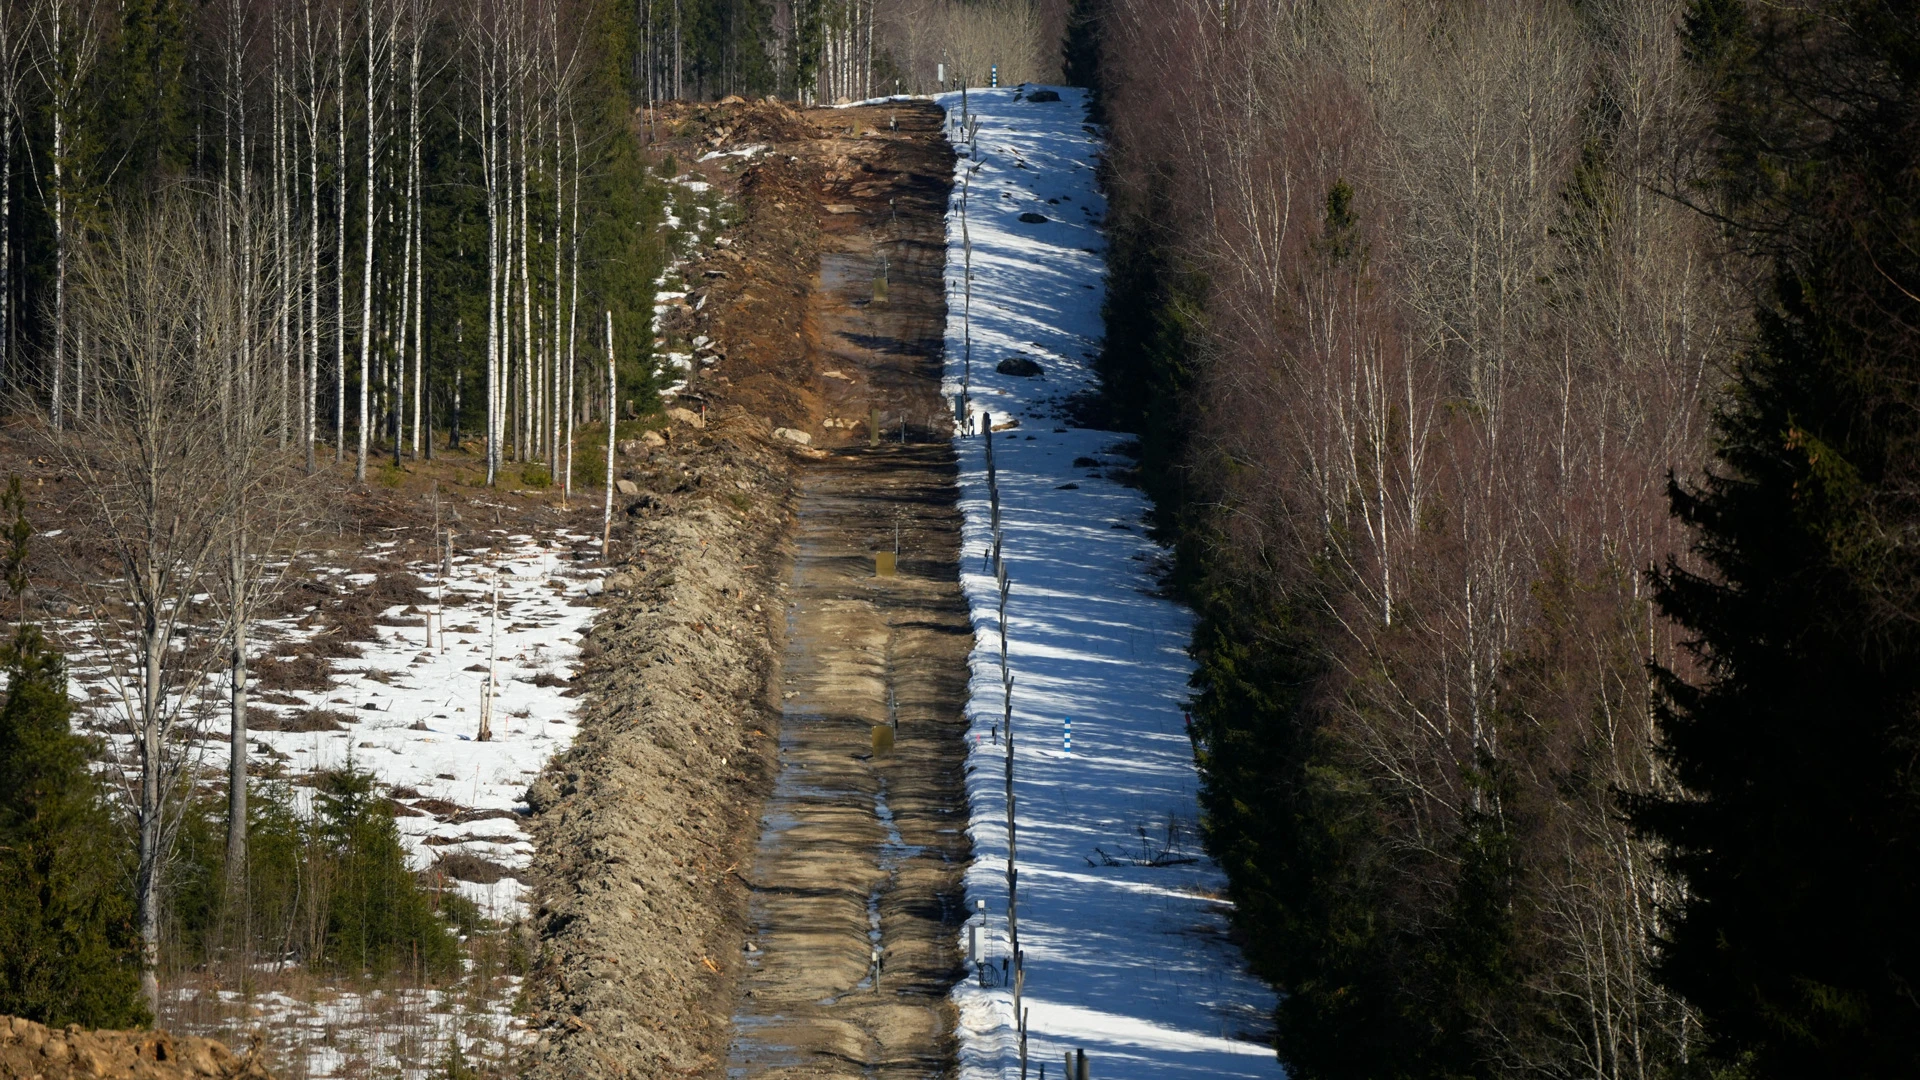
[647,97,823,148]
[0,1016,272,1079]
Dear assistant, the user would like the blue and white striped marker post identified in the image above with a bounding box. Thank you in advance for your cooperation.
[1063,716,1071,756]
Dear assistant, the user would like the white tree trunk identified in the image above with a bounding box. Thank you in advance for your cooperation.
[602,311,615,560]
[334,5,347,463]
[356,0,377,483]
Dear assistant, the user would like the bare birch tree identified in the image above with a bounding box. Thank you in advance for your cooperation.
[58,198,253,1014]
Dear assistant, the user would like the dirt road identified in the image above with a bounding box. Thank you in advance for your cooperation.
[726,104,973,1079]
[519,102,967,1080]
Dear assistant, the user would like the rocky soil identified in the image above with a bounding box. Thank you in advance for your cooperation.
[0,1017,272,1080]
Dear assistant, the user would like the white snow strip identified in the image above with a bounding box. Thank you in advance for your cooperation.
[936,87,1281,1080]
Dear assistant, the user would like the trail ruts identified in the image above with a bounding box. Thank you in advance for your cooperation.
[727,101,971,1080]
[520,102,964,1080]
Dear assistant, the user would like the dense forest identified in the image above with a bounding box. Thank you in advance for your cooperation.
[1091,0,1920,1077]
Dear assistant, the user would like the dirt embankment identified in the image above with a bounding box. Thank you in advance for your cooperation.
[518,413,794,1078]
[0,1016,271,1079]
[519,99,959,1080]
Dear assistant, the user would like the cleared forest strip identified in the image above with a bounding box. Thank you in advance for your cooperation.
[935,86,1280,1080]
[725,100,969,1079]
[520,100,960,1080]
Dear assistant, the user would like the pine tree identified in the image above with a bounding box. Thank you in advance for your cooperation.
[0,476,147,1029]
[1635,3,1920,1075]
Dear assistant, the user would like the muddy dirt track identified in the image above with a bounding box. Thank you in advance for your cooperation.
[520,101,967,1080]
[726,103,971,1079]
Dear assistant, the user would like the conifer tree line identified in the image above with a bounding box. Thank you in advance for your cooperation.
[0,0,681,487]
[0,0,1059,476]
[1091,0,1920,1076]
[631,0,1063,105]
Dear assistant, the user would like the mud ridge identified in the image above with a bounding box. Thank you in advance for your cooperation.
[519,412,797,1079]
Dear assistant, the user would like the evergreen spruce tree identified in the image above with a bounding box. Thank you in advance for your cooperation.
[0,477,147,1028]
[313,765,459,977]
[1636,3,1920,1075]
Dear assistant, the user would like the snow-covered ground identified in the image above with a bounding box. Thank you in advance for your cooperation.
[62,530,604,919]
[936,87,1282,1080]
[166,979,529,1080]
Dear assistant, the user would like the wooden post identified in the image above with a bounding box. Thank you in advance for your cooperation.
[479,567,497,742]
[603,311,616,561]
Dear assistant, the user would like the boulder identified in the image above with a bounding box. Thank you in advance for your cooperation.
[667,406,705,429]
[1018,211,1050,224]
[615,479,640,496]
[617,439,645,457]
[996,356,1044,377]
[1027,89,1062,103]
[773,427,814,446]
[719,94,745,106]
[642,429,667,447]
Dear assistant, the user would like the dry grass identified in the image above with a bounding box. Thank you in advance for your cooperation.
[159,924,531,1080]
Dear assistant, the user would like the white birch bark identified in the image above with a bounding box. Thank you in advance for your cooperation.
[356,0,378,483]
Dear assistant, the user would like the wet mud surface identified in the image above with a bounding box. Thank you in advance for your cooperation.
[522,102,966,1080]
[726,103,971,1080]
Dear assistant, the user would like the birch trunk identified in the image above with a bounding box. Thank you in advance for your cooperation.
[356,0,377,483]
[334,6,347,462]
[602,311,614,559]
[564,110,580,500]
[226,540,248,892]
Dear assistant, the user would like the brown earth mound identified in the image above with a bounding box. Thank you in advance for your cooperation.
[517,416,794,1078]
[0,1016,271,1080]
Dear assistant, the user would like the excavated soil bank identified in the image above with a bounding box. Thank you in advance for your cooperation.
[0,1016,272,1079]
[521,102,963,1080]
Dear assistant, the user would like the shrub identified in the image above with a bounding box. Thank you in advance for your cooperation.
[311,766,462,977]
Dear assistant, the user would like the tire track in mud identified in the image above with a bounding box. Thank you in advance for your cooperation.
[727,104,972,1080]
